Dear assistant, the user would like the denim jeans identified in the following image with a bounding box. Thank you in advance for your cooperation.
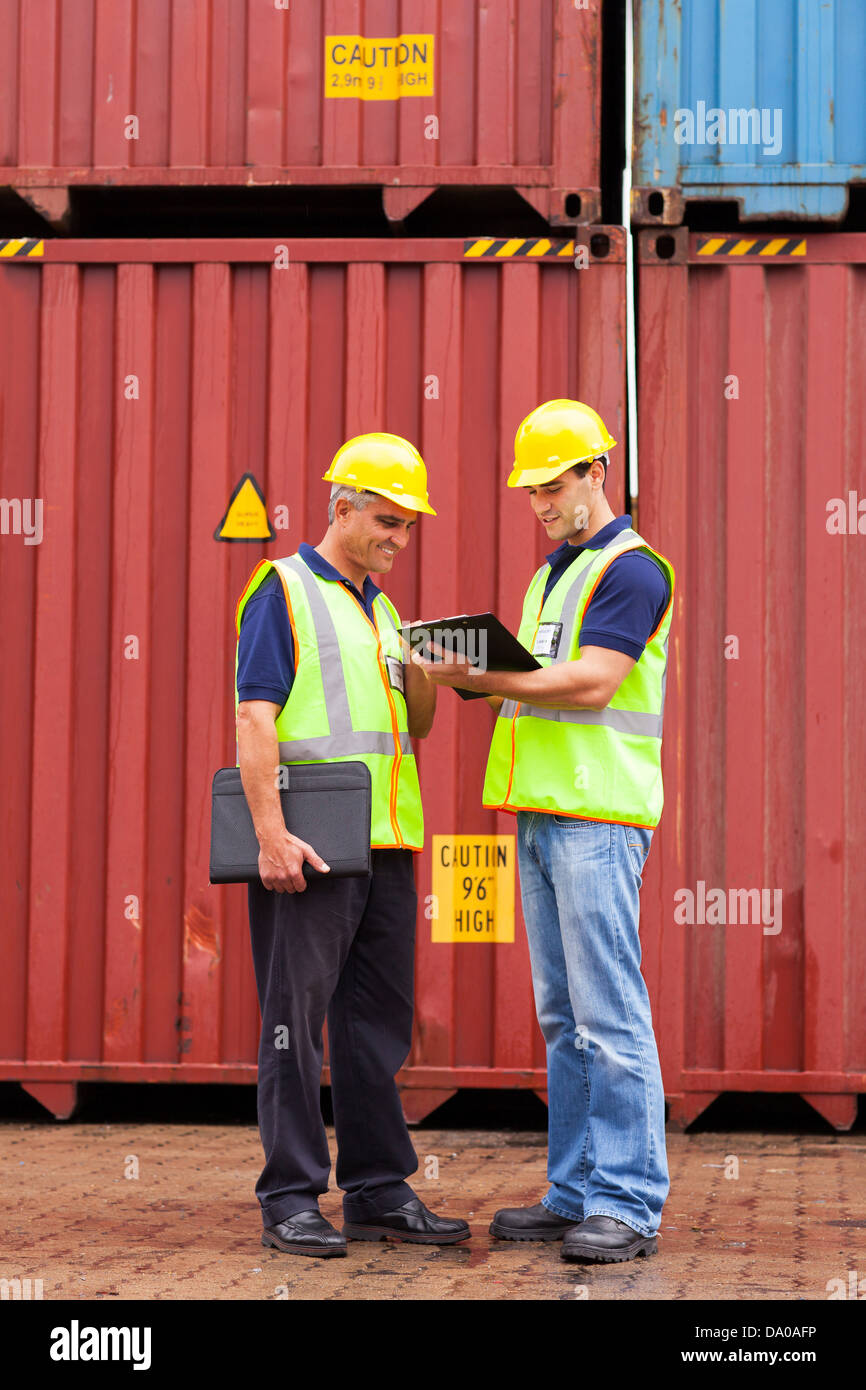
[517,810,669,1236]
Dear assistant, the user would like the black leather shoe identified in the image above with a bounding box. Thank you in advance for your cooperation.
[489,1201,582,1241]
[561,1214,658,1263]
[343,1196,471,1245]
[262,1209,347,1258]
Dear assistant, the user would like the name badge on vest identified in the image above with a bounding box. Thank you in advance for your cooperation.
[533,622,563,659]
[385,655,405,695]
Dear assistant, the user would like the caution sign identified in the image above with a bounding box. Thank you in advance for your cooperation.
[214,473,276,542]
[325,34,434,100]
[431,835,515,943]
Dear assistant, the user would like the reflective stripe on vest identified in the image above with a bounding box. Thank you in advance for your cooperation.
[498,700,663,739]
[275,557,412,759]
[500,530,667,735]
[278,730,415,760]
[280,556,353,732]
[482,526,675,828]
[234,552,423,850]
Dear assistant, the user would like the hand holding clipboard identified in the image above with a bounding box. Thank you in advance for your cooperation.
[400,612,541,700]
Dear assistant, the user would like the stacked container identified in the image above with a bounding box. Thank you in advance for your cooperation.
[0,0,601,225]
[3,1,860,1132]
[632,1,866,1129]
[0,1,614,1122]
[632,0,866,225]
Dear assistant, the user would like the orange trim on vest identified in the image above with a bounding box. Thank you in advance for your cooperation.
[647,587,675,645]
[272,565,301,677]
[235,559,271,633]
[483,800,657,831]
[495,537,671,821]
[340,584,407,851]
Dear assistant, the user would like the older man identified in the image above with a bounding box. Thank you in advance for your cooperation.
[235,432,470,1257]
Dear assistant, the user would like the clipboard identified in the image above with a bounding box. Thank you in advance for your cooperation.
[400,612,541,701]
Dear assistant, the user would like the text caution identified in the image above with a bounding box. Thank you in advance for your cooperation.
[325,35,434,99]
[431,835,515,943]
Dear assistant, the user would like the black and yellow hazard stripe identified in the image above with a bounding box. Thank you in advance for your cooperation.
[0,237,45,257]
[697,236,806,257]
[463,237,575,258]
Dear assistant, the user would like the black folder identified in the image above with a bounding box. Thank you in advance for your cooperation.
[401,612,541,701]
[209,763,372,884]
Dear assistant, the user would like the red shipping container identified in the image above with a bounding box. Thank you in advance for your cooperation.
[0,0,602,227]
[0,231,626,1120]
[637,228,866,1131]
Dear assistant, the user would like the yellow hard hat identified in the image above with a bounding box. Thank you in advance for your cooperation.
[508,399,617,487]
[323,432,436,515]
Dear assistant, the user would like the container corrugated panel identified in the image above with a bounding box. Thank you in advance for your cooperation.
[0,0,602,225]
[633,0,866,224]
[0,232,626,1121]
[637,228,866,1131]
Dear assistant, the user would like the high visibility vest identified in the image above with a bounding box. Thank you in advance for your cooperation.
[235,554,423,850]
[482,528,675,829]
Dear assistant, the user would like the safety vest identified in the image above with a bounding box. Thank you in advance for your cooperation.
[482,527,675,829]
[235,553,423,851]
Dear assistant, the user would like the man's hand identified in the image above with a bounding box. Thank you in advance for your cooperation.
[411,640,490,692]
[401,636,437,737]
[257,829,330,894]
[237,699,330,894]
[410,644,637,710]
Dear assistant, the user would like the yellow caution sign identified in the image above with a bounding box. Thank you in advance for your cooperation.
[431,835,515,943]
[214,473,276,543]
[325,34,434,100]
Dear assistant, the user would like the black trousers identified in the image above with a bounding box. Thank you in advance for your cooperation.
[247,848,419,1227]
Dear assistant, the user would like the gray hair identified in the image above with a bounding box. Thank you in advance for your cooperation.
[328,484,376,525]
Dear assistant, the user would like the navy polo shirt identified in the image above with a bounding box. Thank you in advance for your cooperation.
[236,542,382,708]
[542,514,670,662]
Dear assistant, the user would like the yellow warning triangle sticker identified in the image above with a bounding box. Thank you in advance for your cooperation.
[214,473,276,542]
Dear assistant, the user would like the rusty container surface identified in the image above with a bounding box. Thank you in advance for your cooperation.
[0,0,602,226]
[0,232,626,1121]
[637,228,866,1132]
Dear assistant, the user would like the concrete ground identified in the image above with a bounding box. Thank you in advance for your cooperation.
[2,1123,864,1301]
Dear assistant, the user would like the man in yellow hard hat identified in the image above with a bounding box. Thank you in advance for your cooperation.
[416,400,675,1264]
[235,432,470,1257]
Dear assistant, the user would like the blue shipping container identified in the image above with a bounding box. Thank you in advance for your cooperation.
[633,0,866,222]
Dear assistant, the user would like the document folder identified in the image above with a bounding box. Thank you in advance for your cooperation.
[401,612,541,701]
[209,762,372,884]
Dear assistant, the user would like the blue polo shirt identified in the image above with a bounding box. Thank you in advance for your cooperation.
[236,543,382,708]
[543,514,670,661]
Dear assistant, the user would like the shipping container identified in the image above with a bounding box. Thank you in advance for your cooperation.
[633,0,866,225]
[637,228,866,1130]
[0,230,626,1121]
[0,0,602,227]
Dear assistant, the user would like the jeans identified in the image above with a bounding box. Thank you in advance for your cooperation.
[517,810,669,1236]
